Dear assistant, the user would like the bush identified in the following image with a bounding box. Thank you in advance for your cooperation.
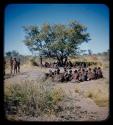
[30,57,39,66]
[4,80,65,119]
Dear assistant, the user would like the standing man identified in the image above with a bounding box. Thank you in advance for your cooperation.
[17,58,20,73]
[13,57,17,74]
[10,57,13,75]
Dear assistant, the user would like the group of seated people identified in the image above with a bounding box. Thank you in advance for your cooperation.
[45,66,103,83]
[44,60,97,69]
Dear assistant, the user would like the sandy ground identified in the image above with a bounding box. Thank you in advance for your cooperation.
[4,65,109,121]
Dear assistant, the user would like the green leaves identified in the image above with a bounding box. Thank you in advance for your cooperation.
[23,20,90,58]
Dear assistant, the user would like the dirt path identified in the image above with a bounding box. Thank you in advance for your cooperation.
[54,82,109,121]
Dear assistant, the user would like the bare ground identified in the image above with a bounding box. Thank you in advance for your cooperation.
[4,65,109,121]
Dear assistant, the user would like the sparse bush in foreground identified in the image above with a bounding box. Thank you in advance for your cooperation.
[4,80,65,120]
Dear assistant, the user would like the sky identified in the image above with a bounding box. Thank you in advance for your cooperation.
[4,4,109,55]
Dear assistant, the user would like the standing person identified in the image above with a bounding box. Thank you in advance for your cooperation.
[10,57,13,75]
[13,58,17,74]
[17,58,20,73]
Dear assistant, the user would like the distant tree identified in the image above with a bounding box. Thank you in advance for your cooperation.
[97,52,102,56]
[11,50,19,57]
[5,51,12,57]
[23,20,91,66]
[80,50,87,55]
[88,49,92,55]
[5,50,19,57]
[102,49,109,56]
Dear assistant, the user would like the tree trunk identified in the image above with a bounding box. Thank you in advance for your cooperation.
[40,56,42,68]
[64,56,68,66]
[60,56,64,66]
[56,56,64,67]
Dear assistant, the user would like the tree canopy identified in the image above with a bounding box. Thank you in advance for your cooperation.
[23,20,91,66]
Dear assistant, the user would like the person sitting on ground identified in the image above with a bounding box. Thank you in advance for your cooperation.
[55,63,59,69]
[81,68,87,81]
[49,69,54,77]
[54,70,57,75]
[93,67,98,79]
[60,68,67,82]
[68,65,72,69]
[68,70,73,81]
[53,68,63,82]
[85,69,88,80]
[44,73,49,80]
[63,69,69,82]
[87,68,93,81]
[97,67,103,78]
[73,63,76,68]
[63,64,66,69]
[78,71,83,82]
[45,62,50,68]
[71,70,79,82]
[56,68,60,74]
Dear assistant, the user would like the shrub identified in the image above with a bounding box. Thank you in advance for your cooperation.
[4,80,65,119]
[30,57,38,66]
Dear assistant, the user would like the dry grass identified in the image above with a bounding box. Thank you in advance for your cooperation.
[4,54,109,121]
[75,81,109,107]
[69,55,108,69]
[4,79,65,120]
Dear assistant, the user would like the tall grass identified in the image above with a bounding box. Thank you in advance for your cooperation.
[4,80,65,120]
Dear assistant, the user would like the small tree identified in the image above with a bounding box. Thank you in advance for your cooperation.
[88,49,92,55]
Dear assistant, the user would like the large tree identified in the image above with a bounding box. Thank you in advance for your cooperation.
[23,20,90,66]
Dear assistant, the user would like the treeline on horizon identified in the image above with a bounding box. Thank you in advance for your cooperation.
[4,49,109,57]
